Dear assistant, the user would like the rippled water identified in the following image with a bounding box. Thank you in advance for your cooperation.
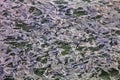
[0,0,120,80]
